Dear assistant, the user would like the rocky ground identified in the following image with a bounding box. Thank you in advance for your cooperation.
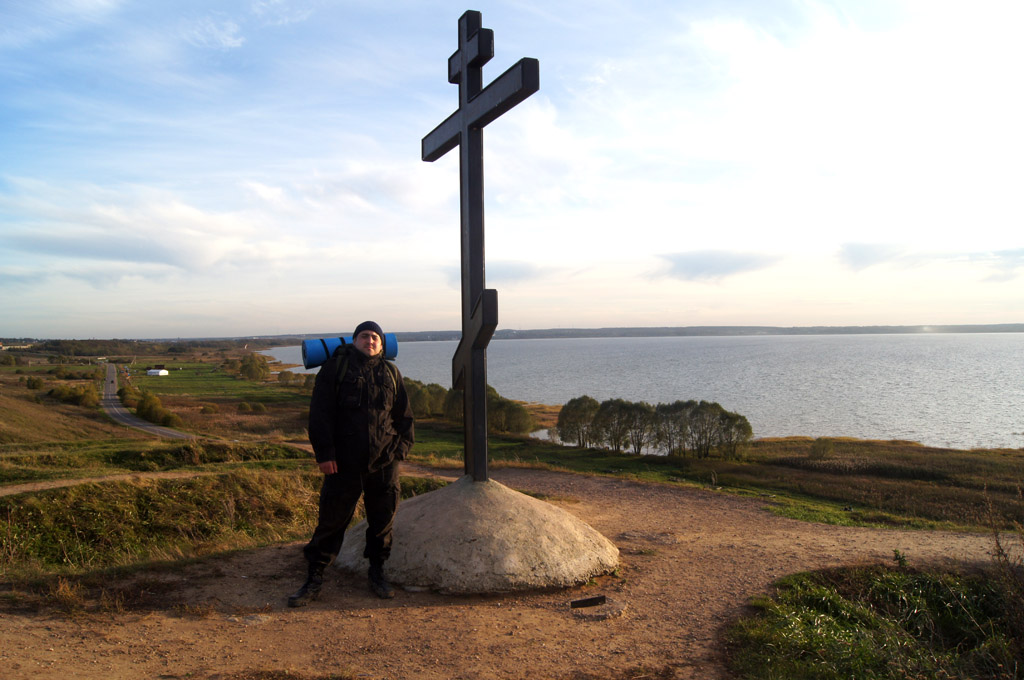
[0,464,996,679]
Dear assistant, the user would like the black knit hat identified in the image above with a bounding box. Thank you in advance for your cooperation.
[353,320,384,340]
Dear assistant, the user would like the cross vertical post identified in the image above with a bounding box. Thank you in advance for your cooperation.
[422,10,539,481]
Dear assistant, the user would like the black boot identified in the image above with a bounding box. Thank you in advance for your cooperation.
[287,562,325,607]
[368,561,395,599]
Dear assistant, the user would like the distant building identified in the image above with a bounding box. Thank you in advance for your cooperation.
[147,369,170,376]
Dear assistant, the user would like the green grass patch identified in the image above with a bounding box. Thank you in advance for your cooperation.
[129,362,305,404]
[728,488,959,531]
[1,470,321,576]
[0,439,310,484]
[408,425,467,463]
[726,564,1024,679]
[0,470,447,578]
[408,426,1024,531]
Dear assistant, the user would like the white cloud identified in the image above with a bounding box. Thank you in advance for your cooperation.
[838,243,910,271]
[0,0,124,49]
[3,0,1023,337]
[660,251,783,281]
[250,0,316,26]
[183,16,246,51]
[980,249,1024,283]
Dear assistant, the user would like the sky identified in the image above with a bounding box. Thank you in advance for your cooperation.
[1,0,1022,339]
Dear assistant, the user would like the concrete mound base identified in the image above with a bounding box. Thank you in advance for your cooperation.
[335,475,619,594]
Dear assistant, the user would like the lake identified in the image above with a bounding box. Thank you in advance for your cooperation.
[262,333,1024,450]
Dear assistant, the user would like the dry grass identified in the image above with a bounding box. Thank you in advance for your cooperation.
[0,391,146,444]
[741,438,1024,528]
[520,402,560,430]
[49,577,87,612]
[160,391,308,442]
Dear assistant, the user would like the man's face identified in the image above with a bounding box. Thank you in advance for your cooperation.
[354,330,382,357]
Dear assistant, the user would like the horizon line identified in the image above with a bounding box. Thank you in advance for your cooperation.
[6,322,1024,343]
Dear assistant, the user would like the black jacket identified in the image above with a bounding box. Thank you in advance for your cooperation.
[307,345,415,473]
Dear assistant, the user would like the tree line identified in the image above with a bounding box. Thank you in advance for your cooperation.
[27,338,269,357]
[270,358,753,452]
[557,396,752,459]
[272,367,536,436]
[405,379,535,435]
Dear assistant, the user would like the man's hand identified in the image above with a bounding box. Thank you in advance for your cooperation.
[318,460,338,475]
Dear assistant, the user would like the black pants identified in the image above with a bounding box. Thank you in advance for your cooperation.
[302,462,400,568]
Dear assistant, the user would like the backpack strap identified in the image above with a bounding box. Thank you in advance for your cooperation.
[332,347,398,395]
[382,360,398,391]
[330,350,350,402]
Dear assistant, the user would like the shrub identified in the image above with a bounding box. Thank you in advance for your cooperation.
[161,413,184,428]
[135,392,164,422]
[134,391,180,428]
[727,564,1023,679]
[434,384,534,434]
[810,437,835,460]
[488,397,535,434]
[47,384,100,408]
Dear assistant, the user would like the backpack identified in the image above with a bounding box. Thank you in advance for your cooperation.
[329,345,398,396]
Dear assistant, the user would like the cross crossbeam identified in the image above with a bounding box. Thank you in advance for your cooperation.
[421,10,539,481]
[422,58,539,162]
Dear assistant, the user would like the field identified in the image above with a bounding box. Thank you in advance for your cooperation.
[2,345,1023,678]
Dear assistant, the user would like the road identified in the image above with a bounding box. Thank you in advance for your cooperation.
[102,363,194,439]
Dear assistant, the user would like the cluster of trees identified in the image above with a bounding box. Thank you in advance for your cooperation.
[239,353,271,381]
[276,370,316,389]
[404,379,535,435]
[0,353,27,366]
[407,380,448,416]
[476,387,535,435]
[47,384,101,408]
[20,366,102,407]
[271,370,536,435]
[557,396,753,459]
[133,391,183,428]
[117,385,182,428]
[47,366,103,380]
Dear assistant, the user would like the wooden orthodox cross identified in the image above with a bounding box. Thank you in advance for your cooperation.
[422,10,539,482]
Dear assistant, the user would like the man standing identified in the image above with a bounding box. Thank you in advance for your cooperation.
[288,321,415,606]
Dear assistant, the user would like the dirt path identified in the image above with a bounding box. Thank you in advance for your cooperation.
[0,465,995,680]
